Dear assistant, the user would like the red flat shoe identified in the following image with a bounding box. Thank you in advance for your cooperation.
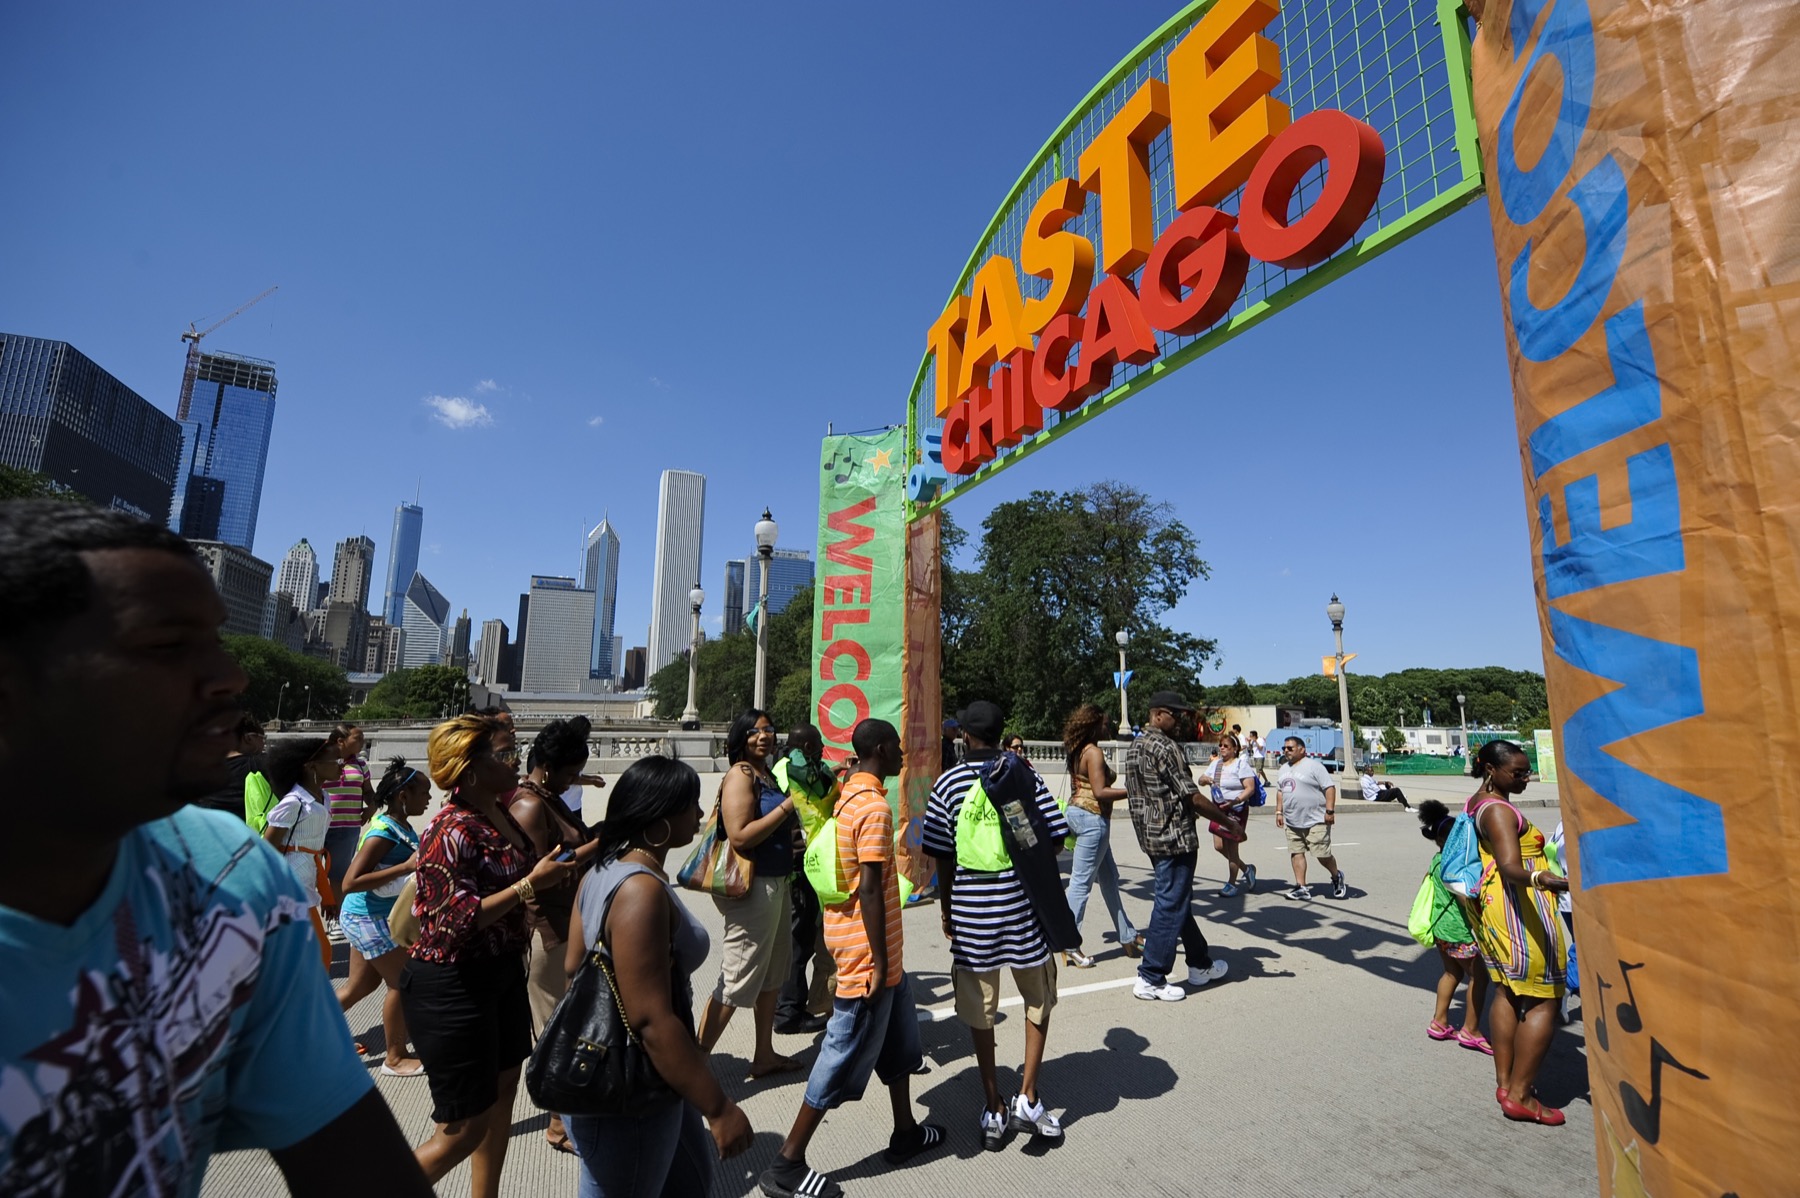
[1499,1094,1565,1125]
[1495,1087,1507,1104]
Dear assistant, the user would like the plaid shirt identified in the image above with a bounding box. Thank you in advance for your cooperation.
[1125,728,1200,857]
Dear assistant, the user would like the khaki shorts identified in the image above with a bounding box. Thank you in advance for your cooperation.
[952,958,1058,1030]
[1285,822,1334,858]
[711,874,793,1007]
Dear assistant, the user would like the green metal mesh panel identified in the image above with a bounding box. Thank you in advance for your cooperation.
[909,0,1480,513]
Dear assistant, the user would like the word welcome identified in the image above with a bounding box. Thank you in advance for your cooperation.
[1497,0,1723,887]
[921,0,1385,484]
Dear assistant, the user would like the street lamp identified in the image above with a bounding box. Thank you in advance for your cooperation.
[276,679,291,724]
[1326,594,1358,784]
[752,507,778,709]
[1456,692,1468,755]
[682,584,705,730]
[1114,629,1132,737]
[303,684,313,722]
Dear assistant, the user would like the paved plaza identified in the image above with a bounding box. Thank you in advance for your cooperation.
[201,774,1597,1197]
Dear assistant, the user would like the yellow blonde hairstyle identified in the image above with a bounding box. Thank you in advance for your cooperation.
[427,713,500,791]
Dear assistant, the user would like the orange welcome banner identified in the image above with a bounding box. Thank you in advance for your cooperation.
[1473,0,1800,1192]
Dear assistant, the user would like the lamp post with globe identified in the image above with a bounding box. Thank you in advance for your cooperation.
[681,585,704,731]
[752,508,778,709]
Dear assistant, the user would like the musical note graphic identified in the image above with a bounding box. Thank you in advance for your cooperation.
[1592,974,1613,1051]
[1619,1038,1708,1144]
[1615,960,1646,1034]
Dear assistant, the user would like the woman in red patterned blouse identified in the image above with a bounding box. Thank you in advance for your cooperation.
[400,713,575,1198]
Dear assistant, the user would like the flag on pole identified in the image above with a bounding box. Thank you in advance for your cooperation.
[744,601,761,634]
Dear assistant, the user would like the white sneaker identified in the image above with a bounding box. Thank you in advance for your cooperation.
[1186,960,1229,988]
[1007,1093,1063,1139]
[1133,978,1187,1002]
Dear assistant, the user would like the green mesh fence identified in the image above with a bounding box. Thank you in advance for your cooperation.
[908,0,1481,513]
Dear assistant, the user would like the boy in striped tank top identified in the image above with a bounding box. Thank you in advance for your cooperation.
[322,724,375,920]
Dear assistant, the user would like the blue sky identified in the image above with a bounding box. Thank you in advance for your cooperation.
[0,0,1543,685]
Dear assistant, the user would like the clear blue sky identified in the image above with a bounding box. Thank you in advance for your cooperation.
[0,0,1543,685]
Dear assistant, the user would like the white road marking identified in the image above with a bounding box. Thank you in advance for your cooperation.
[916,974,1140,1021]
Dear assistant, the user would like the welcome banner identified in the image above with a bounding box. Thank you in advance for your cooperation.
[811,430,907,768]
[1473,0,1800,1192]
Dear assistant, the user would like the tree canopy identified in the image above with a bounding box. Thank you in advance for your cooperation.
[225,636,351,723]
[647,587,815,730]
[1201,665,1550,732]
[0,465,86,503]
[348,665,472,722]
[942,482,1215,739]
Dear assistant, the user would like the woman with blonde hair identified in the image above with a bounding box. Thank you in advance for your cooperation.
[399,714,575,1198]
[1060,703,1144,968]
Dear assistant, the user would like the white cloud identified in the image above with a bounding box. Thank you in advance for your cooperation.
[423,394,494,429]
[475,378,499,393]
[587,415,605,427]
[647,376,671,391]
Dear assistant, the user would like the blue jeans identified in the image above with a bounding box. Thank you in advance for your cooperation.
[1139,851,1212,987]
[802,972,922,1111]
[1064,806,1138,946]
[569,1101,712,1198]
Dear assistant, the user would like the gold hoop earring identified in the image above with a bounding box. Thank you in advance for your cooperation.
[644,818,673,849]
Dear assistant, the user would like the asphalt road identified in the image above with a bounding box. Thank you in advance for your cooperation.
[202,773,1597,1196]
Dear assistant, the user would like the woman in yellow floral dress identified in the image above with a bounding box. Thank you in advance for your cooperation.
[1465,740,1571,1125]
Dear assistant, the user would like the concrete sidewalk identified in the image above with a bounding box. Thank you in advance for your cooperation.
[201,791,1594,1197]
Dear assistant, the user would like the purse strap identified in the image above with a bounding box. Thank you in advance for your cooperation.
[591,861,681,1043]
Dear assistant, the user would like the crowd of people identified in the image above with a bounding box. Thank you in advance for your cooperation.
[0,502,1578,1198]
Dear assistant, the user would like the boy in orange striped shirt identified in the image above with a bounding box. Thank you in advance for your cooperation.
[757,719,945,1198]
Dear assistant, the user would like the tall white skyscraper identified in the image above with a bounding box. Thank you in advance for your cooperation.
[647,470,705,677]
[584,516,621,679]
[275,538,319,611]
[522,576,596,693]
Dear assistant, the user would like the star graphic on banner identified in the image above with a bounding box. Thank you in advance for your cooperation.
[866,447,894,473]
[1602,1112,1650,1198]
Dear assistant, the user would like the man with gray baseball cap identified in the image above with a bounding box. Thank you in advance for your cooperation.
[1122,691,1242,1001]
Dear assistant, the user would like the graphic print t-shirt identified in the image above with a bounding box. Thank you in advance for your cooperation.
[0,807,374,1198]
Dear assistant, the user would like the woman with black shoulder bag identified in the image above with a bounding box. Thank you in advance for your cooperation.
[561,756,753,1195]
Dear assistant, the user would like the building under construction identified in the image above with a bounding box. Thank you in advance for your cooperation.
[169,349,278,551]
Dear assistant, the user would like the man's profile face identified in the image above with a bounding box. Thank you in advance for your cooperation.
[791,728,823,764]
[3,549,245,835]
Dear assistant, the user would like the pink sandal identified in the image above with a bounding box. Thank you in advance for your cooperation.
[1457,1030,1495,1055]
[1427,1020,1457,1041]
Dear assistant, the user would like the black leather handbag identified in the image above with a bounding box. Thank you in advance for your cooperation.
[524,942,682,1117]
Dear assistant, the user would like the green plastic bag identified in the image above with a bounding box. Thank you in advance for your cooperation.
[953,777,1011,871]
[803,803,850,906]
[1407,870,1438,947]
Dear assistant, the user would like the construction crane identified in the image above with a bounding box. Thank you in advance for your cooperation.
[177,285,278,420]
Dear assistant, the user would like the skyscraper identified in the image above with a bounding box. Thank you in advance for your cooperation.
[584,517,621,678]
[521,576,596,693]
[383,502,423,626]
[474,619,509,686]
[0,333,183,518]
[363,618,404,673]
[330,535,377,610]
[169,350,277,550]
[722,559,746,633]
[745,547,815,619]
[275,538,319,611]
[647,469,705,677]
[400,572,451,669]
[186,540,273,637]
[450,609,472,669]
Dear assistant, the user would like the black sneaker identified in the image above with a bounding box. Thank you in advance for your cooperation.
[759,1158,844,1198]
[1332,871,1349,899]
[980,1106,1008,1151]
[774,1013,829,1035]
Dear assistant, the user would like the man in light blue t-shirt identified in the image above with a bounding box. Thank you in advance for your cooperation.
[0,503,431,1198]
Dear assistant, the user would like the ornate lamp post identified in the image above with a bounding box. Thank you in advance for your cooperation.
[1457,691,1468,756]
[276,679,291,724]
[682,584,705,730]
[1326,594,1357,783]
[303,684,313,722]
[1114,629,1132,737]
[752,508,778,709]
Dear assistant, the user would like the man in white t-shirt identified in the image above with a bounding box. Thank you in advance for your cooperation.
[1275,736,1347,900]
[1247,730,1269,781]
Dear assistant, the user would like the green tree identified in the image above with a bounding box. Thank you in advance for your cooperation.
[648,587,815,725]
[1381,725,1408,754]
[350,665,471,721]
[942,481,1215,738]
[225,636,351,722]
[0,465,86,503]
[1221,675,1257,706]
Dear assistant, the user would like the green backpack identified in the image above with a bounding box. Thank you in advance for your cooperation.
[954,776,1012,872]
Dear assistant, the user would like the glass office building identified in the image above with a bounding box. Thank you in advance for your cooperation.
[584,517,620,678]
[170,350,277,551]
[383,502,424,626]
[0,333,182,518]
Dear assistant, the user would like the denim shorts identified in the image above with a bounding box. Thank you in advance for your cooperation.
[802,972,922,1111]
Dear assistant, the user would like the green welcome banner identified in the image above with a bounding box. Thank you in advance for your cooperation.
[811,429,907,767]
